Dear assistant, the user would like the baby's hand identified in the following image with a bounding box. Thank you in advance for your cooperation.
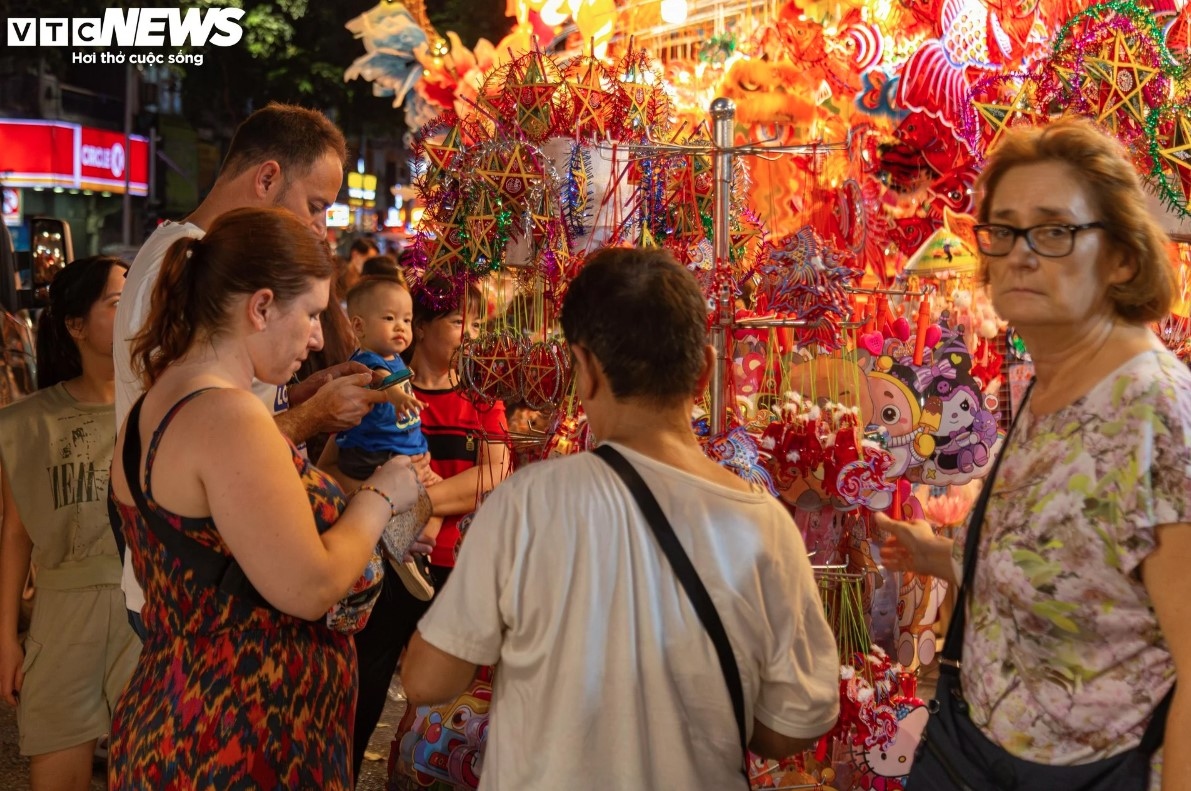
[387,388,425,420]
[422,468,443,486]
[404,517,443,562]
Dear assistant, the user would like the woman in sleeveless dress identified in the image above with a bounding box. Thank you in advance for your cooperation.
[108,207,421,789]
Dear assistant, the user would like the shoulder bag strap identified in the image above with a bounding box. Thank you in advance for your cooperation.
[593,444,751,787]
[122,394,271,609]
[941,380,1034,669]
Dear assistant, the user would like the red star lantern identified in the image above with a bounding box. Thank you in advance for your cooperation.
[1084,32,1160,135]
[1154,107,1191,213]
[508,52,561,142]
[460,333,526,406]
[464,190,507,271]
[520,340,571,410]
[474,143,543,214]
[563,56,615,138]
[973,76,1043,151]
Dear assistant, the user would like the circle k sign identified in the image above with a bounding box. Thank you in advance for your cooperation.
[80,141,126,179]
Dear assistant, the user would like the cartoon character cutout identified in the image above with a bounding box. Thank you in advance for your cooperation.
[916,330,1002,486]
[854,703,929,790]
[864,357,939,480]
[400,682,491,789]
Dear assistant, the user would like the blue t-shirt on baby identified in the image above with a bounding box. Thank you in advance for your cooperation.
[335,349,429,456]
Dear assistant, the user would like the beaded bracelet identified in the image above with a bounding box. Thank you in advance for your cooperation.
[354,485,397,519]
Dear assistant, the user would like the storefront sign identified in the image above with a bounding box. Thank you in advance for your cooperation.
[0,119,148,195]
[78,126,147,191]
[347,171,377,208]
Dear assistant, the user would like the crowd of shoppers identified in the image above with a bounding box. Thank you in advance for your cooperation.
[1,101,1186,791]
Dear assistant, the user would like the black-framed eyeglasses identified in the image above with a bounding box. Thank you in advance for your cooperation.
[972,222,1105,258]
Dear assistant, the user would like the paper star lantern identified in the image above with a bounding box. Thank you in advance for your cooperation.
[563,56,615,138]
[474,143,543,214]
[508,53,560,142]
[973,76,1042,151]
[1084,31,1159,133]
[464,190,509,273]
[1150,103,1191,216]
[1050,63,1091,97]
[421,122,463,184]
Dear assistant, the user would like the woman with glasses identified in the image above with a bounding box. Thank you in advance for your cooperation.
[878,117,1190,788]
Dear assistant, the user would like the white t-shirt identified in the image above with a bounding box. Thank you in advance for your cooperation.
[418,442,840,791]
[112,220,289,614]
[114,221,203,430]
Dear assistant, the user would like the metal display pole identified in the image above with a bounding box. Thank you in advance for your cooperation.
[709,97,735,435]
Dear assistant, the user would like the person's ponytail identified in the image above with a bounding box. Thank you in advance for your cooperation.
[34,302,75,390]
[132,236,201,386]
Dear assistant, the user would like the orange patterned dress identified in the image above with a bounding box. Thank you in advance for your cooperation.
[109,390,356,789]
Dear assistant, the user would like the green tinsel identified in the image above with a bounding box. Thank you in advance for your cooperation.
[1145,101,1191,219]
[1052,0,1185,78]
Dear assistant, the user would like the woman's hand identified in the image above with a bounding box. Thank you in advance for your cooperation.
[365,455,422,515]
[874,512,958,584]
[0,635,24,707]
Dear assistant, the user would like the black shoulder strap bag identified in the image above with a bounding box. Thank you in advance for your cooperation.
[593,444,753,790]
[910,381,1175,790]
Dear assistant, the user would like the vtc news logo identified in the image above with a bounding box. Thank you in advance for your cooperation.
[7,8,244,47]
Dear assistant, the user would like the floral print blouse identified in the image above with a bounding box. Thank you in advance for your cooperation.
[954,349,1191,784]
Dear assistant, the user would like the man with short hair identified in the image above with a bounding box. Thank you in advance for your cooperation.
[113,102,387,628]
[403,247,840,790]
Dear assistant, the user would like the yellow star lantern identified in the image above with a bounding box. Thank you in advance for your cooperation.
[465,190,507,270]
[474,144,542,214]
[424,206,469,281]
[509,53,559,142]
[421,123,463,185]
[564,56,614,137]
[1157,111,1191,213]
[1051,62,1090,96]
[1084,32,1159,132]
[973,76,1041,151]
[616,48,658,131]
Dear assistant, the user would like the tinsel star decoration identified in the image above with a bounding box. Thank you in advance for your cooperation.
[973,76,1043,150]
[474,143,542,214]
[508,53,560,142]
[563,55,614,138]
[614,47,667,133]
[1050,63,1091,98]
[1084,31,1159,132]
[424,221,468,280]
[464,190,510,273]
[421,122,463,184]
[1150,104,1191,214]
[1158,114,1191,200]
